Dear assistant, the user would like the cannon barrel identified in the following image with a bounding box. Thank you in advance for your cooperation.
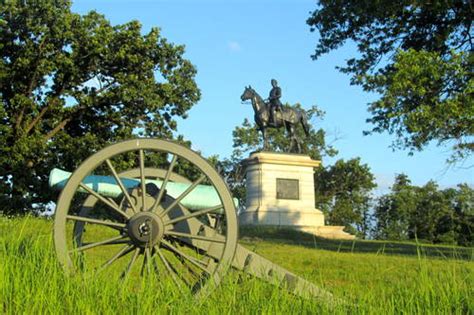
[49,168,237,212]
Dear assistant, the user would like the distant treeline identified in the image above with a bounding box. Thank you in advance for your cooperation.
[370,174,473,247]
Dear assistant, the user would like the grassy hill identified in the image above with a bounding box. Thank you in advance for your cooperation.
[1,216,472,314]
[239,226,473,260]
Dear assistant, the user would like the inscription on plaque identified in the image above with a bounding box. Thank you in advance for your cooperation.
[276,178,299,200]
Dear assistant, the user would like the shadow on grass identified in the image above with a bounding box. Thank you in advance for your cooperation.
[239,226,473,261]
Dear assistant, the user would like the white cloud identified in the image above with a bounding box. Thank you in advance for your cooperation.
[227,41,242,52]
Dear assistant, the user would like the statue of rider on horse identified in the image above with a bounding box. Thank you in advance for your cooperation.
[267,79,283,127]
[241,79,311,153]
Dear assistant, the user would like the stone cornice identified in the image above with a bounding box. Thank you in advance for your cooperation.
[243,152,321,168]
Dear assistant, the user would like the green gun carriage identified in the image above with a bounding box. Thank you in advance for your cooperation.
[51,138,331,300]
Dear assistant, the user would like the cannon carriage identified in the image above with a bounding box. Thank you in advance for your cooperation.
[51,138,331,300]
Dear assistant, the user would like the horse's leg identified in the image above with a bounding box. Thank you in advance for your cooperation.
[296,136,302,153]
[300,111,310,137]
[289,123,302,153]
[285,123,295,152]
[261,127,268,151]
[291,122,301,153]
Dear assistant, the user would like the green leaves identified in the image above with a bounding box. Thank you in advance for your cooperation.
[373,175,474,246]
[314,158,376,237]
[366,50,473,161]
[307,1,473,162]
[0,0,200,213]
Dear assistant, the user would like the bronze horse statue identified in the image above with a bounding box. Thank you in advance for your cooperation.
[240,86,310,153]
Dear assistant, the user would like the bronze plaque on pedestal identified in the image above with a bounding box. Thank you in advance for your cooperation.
[276,178,299,200]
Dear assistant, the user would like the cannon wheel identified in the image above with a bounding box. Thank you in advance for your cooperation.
[54,139,238,297]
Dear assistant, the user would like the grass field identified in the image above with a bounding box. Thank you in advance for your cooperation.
[1,216,473,314]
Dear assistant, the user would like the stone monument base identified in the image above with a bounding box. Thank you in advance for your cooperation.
[239,151,355,240]
[239,207,325,227]
[240,211,354,240]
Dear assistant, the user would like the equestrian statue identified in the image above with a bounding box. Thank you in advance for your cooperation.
[240,79,311,153]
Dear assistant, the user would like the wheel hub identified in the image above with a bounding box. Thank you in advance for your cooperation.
[127,212,164,247]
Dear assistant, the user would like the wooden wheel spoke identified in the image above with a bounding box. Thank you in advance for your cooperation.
[81,239,130,247]
[98,244,135,273]
[154,246,186,291]
[121,247,141,280]
[165,231,225,243]
[139,150,147,211]
[161,239,209,273]
[149,248,161,276]
[79,183,130,219]
[151,154,177,213]
[105,158,138,214]
[165,205,223,226]
[160,247,193,287]
[160,174,206,217]
[106,196,120,209]
[66,215,126,229]
[166,243,203,282]
[70,235,127,253]
[140,247,152,276]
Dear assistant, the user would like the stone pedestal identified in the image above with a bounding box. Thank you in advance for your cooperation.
[239,152,354,240]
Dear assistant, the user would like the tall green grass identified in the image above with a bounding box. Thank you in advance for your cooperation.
[1,217,472,314]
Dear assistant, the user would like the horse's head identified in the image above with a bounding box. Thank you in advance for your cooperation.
[240,85,254,103]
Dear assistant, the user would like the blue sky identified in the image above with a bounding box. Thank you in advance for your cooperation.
[72,0,472,193]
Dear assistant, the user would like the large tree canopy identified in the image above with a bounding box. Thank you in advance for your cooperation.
[307,1,473,162]
[0,0,200,213]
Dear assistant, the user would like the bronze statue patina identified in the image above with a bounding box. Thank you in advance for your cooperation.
[241,81,310,153]
[267,79,282,126]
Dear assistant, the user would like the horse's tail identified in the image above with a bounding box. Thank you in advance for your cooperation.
[300,110,311,137]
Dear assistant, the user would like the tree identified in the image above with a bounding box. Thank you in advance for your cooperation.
[307,1,473,162]
[0,1,200,214]
[373,174,473,246]
[450,184,474,246]
[429,183,473,245]
[373,174,417,240]
[406,181,449,242]
[314,158,376,238]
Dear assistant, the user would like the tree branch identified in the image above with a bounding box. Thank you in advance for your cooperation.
[15,110,24,133]
[24,84,66,135]
[24,105,48,135]
[34,77,115,141]
[94,81,115,95]
[44,118,71,142]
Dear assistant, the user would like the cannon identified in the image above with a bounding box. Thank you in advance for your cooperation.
[51,138,332,300]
